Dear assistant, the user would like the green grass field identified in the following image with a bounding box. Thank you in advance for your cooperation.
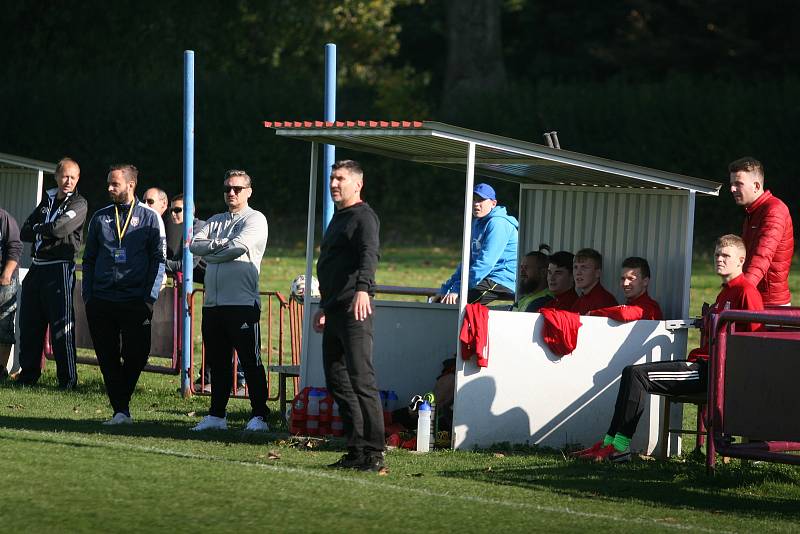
[2,248,799,533]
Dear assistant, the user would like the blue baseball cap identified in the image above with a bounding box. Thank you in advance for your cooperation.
[473,183,496,200]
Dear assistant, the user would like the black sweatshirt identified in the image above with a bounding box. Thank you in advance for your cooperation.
[20,188,87,263]
[317,202,380,311]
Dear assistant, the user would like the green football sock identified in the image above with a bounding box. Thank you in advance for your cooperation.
[612,433,631,452]
[603,434,615,447]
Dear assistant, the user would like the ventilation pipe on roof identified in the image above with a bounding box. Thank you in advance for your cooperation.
[543,132,554,147]
[550,131,561,149]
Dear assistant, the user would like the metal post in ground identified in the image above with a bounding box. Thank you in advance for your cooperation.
[322,43,336,232]
[181,50,195,398]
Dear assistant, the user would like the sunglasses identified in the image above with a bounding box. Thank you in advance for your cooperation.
[144,198,156,205]
[224,185,249,194]
[170,207,183,214]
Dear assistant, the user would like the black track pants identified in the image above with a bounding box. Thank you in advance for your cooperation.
[202,305,269,419]
[322,305,385,454]
[86,298,152,415]
[468,278,514,306]
[607,359,708,438]
[19,262,77,387]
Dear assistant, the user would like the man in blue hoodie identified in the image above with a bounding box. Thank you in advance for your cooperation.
[435,183,519,306]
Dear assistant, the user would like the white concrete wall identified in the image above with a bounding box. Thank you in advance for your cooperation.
[302,302,687,455]
[302,300,460,405]
[453,310,687,454]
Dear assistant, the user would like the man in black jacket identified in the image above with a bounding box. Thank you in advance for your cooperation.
[18,157,88,389]
[313,160,385,473]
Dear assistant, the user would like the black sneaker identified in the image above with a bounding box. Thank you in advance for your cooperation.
[358,454,387,473]
[328,452,365,469]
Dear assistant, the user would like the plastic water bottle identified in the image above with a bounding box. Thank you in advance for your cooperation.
[416,401,432,453]
[306,388,325,435]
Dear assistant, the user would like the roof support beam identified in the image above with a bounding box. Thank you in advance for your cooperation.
[301,142,319,371]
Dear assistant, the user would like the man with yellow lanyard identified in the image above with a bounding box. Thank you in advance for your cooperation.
[82,163,166,425]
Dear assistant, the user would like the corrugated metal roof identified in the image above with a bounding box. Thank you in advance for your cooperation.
[0,152,56,173]
[263,120,721,195]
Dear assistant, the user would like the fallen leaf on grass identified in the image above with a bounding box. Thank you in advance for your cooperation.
[493,453,506,458]
[6,404,24,410]
[485,466,493,472]
[95,409,102,413]
[378,468,389,476]
[73,407,80,413]
[187,411,196,417]
[268,451,281,460]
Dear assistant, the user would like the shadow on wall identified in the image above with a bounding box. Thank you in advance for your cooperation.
[457,375,530,448]
[530,320,676,450]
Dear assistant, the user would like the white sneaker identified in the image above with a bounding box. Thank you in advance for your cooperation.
[102,412,133,425]
[244,416,269,432]
[192,415,228,431]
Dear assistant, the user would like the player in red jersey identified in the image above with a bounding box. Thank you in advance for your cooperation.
[542,251,578,310]
[571,248,617,315]
[589,257,662,321]
[576,235,762,462]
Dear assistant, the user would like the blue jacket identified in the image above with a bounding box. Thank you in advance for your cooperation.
[82,199,166,303]
[440,205,519,295]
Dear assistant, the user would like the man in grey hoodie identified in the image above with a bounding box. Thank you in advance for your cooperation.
[189,169,270,432]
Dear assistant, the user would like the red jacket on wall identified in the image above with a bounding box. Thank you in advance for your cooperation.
[460,302,490,367]
[742,190,794,305]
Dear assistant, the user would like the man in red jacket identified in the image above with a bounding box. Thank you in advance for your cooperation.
[576,235,762,462]
[543,251,578,310]
[571,248,617,315]
[589,257,663,321]
[729,157,794,305]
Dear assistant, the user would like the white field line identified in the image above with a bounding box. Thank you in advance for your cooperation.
[2,428,729,533]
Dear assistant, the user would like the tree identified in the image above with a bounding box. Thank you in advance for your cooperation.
[440,0,507,119]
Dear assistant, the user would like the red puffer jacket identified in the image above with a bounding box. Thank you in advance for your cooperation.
[741,190,794,305]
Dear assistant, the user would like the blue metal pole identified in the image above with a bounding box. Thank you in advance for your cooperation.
[322,43,336,232]
[181,50,195,397]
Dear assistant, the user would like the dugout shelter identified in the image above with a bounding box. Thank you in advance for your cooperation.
[264,121,721,455]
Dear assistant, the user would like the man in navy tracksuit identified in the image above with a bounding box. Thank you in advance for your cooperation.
[18,157,88,389]
[82,163,166,425]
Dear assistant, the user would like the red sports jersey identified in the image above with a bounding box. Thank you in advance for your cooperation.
[688,273,764,361]
[571,283,617,315]
[588,292,663,321]
[545,288,579,311]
